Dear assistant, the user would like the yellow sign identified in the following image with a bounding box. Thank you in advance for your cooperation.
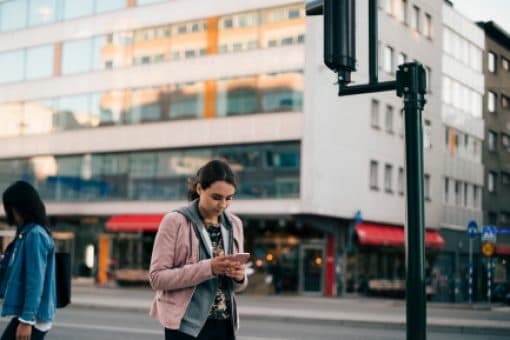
[481,242,495,257]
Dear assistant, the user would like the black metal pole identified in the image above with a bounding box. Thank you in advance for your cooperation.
[397,62,427,340]
[369,0,378,84]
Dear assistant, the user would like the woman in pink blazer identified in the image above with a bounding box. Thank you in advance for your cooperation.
[149,160,248,340]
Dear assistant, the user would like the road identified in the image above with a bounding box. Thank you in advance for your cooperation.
[0,307,507,340]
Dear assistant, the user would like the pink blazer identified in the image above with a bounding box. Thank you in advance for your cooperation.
[149,211,248,330]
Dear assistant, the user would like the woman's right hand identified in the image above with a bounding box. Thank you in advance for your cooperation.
[210,256,232,275]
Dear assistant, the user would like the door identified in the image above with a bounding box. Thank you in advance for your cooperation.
[299,244,325,295]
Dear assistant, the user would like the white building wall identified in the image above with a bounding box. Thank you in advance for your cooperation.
[302,0,443,228]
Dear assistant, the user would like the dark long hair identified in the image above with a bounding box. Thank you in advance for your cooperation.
[2,181,48,228]
[188,160,237,201]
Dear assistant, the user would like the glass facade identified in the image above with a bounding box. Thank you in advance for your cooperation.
[0,4,305,82]
[0,70,303,137]
[0,142,300,202]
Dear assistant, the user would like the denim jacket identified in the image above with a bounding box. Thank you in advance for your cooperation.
[0,224,56,323]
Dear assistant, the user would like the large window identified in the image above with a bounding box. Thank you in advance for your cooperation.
[62,39,94,75]
[0,0,28,32]
[29,0,57,26]
[0,50,24,83]
[25,45,54,80]
[62,0,94,20]
[1,142,300,201]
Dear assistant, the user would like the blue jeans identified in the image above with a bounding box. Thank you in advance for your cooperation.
[0,318,47,340]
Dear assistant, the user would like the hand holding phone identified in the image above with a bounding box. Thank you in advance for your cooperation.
[227,252,251,264]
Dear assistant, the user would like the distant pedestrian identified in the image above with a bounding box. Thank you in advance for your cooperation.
[0,181,56,340]
[149,160,248,340]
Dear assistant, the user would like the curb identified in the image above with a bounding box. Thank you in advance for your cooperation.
[68,302,510,336]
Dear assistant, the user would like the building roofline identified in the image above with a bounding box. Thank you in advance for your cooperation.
[477,21,510,50]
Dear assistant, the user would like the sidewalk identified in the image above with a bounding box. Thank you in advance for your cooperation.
[70,282,510,336]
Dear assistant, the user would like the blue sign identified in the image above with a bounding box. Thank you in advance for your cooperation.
[354,210,363,224]
[467,220,478,239]
[481,225,497,243]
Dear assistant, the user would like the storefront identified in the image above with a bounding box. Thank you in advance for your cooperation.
[347,222,445,298]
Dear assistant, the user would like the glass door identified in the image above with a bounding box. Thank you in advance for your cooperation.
[299,244,325,295]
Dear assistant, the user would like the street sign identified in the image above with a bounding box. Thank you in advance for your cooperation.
[481,225,497,243]
[481,242,495,257]
[467,220,478,239]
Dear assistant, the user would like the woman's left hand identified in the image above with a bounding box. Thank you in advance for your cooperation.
[16,322,32,340]
[225,261,245,282]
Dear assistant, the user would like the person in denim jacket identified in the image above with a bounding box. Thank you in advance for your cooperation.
[1,181,56,340]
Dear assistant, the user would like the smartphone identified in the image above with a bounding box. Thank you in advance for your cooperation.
[228,252,251,264]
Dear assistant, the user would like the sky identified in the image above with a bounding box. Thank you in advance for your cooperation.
[451,0,510,33]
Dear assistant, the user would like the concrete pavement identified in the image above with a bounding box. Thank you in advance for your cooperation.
[69,283,510,336]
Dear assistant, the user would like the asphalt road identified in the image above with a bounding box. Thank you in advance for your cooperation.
[0,307,507,340]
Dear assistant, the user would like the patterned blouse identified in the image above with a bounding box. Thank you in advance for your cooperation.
[206,224,231,320]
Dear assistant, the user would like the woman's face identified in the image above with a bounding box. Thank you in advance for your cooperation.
[197,181,236,218]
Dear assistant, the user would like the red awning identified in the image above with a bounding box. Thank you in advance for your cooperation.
[355,223,445,248]
[496,245,510,256]
[106,214,164,232]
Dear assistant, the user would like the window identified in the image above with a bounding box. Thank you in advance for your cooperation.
[488,130,497,151]
[137,0,166,5]
[25,45,53,80]
[443,177,449,204]
[488,212,498,225]
[62,0,93,20]
[384,46,394,73]
[502,133,510,152]
[398,167,404,195]
[463,183,468,207]
[424,119,432,149]
[425,66,431,92]
[410,5,420,32]
[488,52,497,73]
[29,0,57,26]
[396,0,407,23]
[455,180,462,206]
[371,99,380,128]
[62,38,93,75]
[443,76,451,104]
[501,212,510,225]
[385,105,394,133]
[397,52,407,66]
[502,172,510,185]
[370,161,379,190]
[424,13,432,38]
[502,95,510,109]
[96,0,125,13]
[0,50,25,83]
[473,185,479,208]
[384,164,393,193]
[0,0,28,32]
[503,57,510,71]
[424,174,430,200]
[488,91,496,112]
[488,171,497,193]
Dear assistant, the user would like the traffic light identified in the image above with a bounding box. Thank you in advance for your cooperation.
[323,0,356,84]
